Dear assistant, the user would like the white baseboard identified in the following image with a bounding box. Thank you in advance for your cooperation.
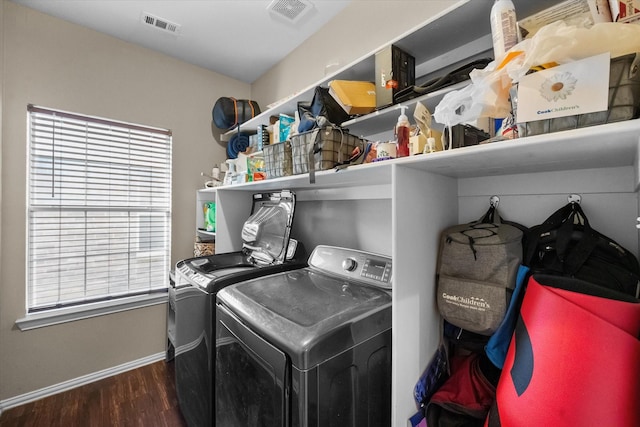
[0,352,166,414]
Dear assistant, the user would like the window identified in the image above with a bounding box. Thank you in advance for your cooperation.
[27,105,172,313]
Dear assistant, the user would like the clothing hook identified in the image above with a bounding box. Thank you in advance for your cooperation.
[567,194,581,205]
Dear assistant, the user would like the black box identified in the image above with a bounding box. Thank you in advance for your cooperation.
[444,124,491,149]
[375,45,415,109]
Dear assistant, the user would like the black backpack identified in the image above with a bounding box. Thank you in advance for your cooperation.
[297,86,350,133]
[524,201,640,298]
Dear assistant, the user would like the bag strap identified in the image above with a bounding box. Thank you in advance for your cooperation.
[524,203,576,265]
[479,205,502,225]
[307,128,322,184]
[231,97,238,128]
[524,202,599,272]
[560,203,600,275]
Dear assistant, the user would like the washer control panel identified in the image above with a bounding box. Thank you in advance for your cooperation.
[176,261,210,289]
[309,245,392,289]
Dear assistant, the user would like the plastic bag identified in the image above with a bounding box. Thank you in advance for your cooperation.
[505,21,640,83]
[434,61,513,127]
[434,21,640,127]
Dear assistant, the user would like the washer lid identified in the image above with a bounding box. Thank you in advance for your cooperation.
[175,251,306,292]
[241,190,296,265]
[217,267,391,369]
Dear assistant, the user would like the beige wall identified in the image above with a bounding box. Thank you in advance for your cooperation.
[251,0,457,107]
[0,0,249,401]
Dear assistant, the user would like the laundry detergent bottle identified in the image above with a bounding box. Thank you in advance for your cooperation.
[395,105,410,157]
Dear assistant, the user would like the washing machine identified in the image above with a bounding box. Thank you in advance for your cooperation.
[173,190,307,427]
[215,245,393,427]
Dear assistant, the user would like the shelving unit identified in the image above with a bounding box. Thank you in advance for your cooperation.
[206,1,640,425]
[212,119,640,426]
[195,188,217,256]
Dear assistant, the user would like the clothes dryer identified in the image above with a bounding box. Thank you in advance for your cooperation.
[173,190,306,427]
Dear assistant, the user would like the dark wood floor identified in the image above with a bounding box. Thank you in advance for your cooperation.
[0,360,187,427]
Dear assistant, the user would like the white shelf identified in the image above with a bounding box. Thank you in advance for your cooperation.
[215,120,640,192]
[217,160,393,193]
[221,56,375,141]
[196,229,216,240]
[401,120,640,178]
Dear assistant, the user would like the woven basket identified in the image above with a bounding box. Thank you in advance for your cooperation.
[194,241,215,257]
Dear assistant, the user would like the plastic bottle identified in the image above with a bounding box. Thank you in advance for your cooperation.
[490,0,518,61]
[395,105,410,158]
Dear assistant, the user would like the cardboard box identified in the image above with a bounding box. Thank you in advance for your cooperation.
[610,0,640,22]
[519,0,612,36]
[328,80,377,115]
[410,130,444,155]
[409,134,427,155]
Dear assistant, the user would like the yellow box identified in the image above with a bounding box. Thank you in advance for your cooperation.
[328,80,377,115]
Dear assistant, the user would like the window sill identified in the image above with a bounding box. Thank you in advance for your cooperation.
[15,292,168,331]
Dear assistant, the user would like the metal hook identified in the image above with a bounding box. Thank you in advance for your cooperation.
[489,195,500,209]
[567,194,581,204]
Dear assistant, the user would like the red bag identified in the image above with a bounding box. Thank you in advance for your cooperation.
[426,352,498,426]
[486,274,640,427]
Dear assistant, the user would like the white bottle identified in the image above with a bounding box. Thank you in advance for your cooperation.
[490,0,518,61]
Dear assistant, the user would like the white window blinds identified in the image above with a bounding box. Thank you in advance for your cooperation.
[27,105,172,312]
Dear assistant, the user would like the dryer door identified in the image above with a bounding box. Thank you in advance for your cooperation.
[174,284,212,427]
[215,302,289,427]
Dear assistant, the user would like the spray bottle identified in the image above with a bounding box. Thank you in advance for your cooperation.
[395,105,410,158]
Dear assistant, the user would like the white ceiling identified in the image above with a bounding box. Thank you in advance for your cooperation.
[10,0,351,83]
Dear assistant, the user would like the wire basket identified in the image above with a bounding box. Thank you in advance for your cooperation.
[263,141,293,179]
[291,127,364,175]
[519,52,640,137]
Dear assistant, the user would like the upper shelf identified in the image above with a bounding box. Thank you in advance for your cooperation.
[223,0,561,141]
[401,119,640,178]
[215,120,640,193]
[342,81,469,138]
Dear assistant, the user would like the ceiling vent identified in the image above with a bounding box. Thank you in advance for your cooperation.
[267,0,313,23]
[141,12,181,35]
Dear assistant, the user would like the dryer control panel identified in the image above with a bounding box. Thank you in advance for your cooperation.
[309,245,392,290]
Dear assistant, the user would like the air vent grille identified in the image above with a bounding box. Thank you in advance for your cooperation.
[267,0,313,23]
[141,12,181,34]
